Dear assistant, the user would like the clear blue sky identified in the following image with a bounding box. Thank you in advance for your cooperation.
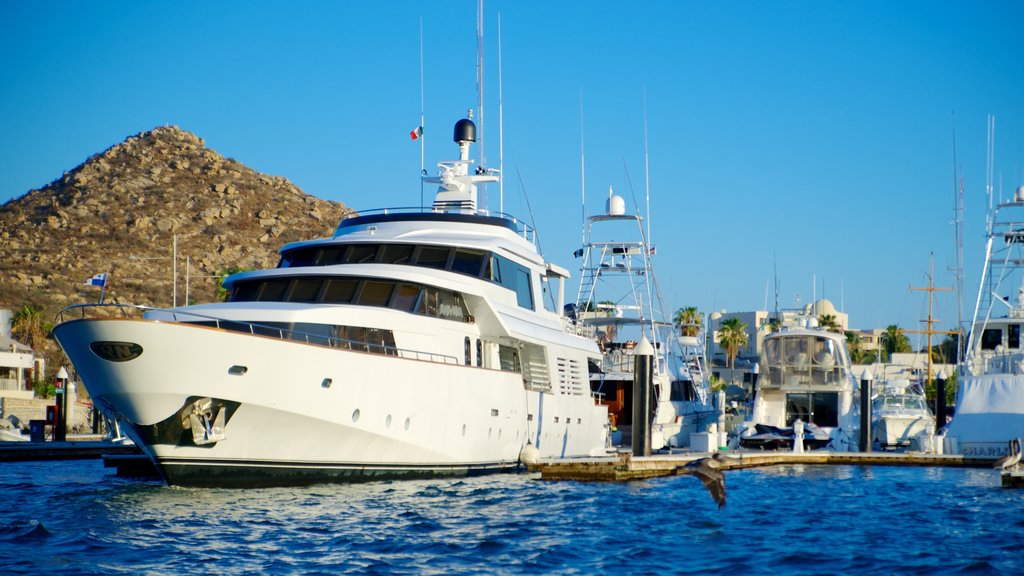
[3,1,1023,342]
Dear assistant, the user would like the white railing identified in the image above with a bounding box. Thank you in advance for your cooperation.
[55,304,459,366]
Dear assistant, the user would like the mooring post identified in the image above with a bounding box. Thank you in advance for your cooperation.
[632,336,655,457]
[860,368,873,452]
[936,368,947,432]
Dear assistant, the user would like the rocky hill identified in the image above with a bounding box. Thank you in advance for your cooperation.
[0,126,350,375]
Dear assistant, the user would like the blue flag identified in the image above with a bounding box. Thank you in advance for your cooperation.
[84,273,107,287]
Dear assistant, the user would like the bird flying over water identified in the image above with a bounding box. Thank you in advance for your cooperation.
[679,452,726,509]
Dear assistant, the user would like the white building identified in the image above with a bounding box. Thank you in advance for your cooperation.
[0,308,40,399]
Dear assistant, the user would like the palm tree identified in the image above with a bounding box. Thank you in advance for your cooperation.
[718,317,749,382]
[880,324,912,362]
[673,306,702,337]
[11,303,49,351]
[818,314,841,333]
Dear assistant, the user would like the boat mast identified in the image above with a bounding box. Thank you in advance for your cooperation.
[906,254,955,386]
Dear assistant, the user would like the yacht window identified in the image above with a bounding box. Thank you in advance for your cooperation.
[380,244,415,264]
[418,287,470,322]
[416,246,451,269]
[391,283,421,312]
[233,281,261,301]
[451,249,486,276]
[763,338,780,365]
[290,278,323,303]
[317,246,347,265]
[499,345,521,372]
[476,339,482,367]
[541,275,558,313]
[346,244,378,264]
[981,328,1002,351]
[464,337,472,365]
[1010,324,1021,349]
[487,255,502,283]
[322,278,358,303]
[515,268,534,309]
[259,278,291,301]
[785,392,839,427]
[229,275,472,323]
[358,281,394,307]
[282,249,317,268]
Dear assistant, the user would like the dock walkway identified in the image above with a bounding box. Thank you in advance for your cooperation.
[534,450,995,482]
[0,437,140,462]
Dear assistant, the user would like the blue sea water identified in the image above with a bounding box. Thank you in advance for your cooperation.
[0,460,1021,574]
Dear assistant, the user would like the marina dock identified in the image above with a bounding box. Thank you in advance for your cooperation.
[0,438,140,462]
[534,451,996,482]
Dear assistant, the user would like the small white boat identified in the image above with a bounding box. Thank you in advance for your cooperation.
[871,380,934,450]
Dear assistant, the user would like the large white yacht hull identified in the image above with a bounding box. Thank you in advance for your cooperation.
[55,319,608,486]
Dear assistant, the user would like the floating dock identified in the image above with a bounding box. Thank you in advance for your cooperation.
[0,438,140,462]
[533,450,996,482]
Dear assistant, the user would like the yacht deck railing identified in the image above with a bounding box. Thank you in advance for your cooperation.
[55,304,459,365]
[340,206,537,244]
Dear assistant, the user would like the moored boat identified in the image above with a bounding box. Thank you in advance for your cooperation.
[946,185,1024,458]
[734,314,860,451]
[569,189,717,450]
[53,117,611,487]
[871,379,934,451]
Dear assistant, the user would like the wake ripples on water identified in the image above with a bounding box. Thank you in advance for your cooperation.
[1,459,1023,574]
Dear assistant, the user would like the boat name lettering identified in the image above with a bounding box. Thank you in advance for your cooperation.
[90,341,143,362]
[961,445,1007,457]
[1005,233,1024,245]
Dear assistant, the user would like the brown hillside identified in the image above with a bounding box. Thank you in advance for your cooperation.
[0,126,349,376]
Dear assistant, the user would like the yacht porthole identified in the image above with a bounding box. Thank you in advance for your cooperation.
[404,417,411,431]
[385,414,392,428]
[352,409,360,423]
[461,424,466,437]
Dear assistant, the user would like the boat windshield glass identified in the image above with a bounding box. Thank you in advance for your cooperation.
[761,334,845,387]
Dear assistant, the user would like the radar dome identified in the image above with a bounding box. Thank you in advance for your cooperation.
[453,118,476,143]
[607,194,626,216]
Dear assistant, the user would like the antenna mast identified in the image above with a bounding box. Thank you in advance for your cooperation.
[497,12,504,213]
[417,17,426,208]
[580,89,586,246]
[476,0,485,180]
[643,88,651,247]
[951,112,965,362]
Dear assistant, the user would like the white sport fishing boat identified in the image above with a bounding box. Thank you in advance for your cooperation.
[569,189,717,450]
[734,314,860,451]
[872,379,934,451]
[53,117,610,486]
[946,185,1024,458]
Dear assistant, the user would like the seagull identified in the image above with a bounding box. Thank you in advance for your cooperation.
[678,452,727,509]
[993,438,1022,471]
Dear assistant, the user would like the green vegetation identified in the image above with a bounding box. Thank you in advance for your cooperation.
[673,306,702,337]
[718,316,749,377]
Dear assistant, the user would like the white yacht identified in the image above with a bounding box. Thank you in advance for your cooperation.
[568,189,717,450]
[53,118,610,486]
[871,379,934,451]
[735,315,860,451]
[946,185,1024,458]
